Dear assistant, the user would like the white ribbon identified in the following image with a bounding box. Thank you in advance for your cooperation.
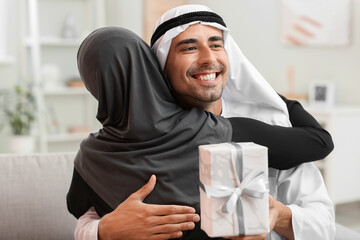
[201,169,268,214]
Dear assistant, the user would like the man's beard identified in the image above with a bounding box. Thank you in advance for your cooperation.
[190,84,223,103]
[173,84,223,107]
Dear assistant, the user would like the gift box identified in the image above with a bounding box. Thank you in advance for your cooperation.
[199,142,269,237]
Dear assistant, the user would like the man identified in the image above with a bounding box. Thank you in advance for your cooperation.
[70,5,335,240]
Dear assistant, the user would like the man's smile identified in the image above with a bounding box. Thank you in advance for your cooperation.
[192,72,218,81]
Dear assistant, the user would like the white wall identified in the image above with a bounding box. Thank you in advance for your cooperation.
[105,0,143,37]
[0,0,8,57]
[0,0,19,89]
[188,0,360,105]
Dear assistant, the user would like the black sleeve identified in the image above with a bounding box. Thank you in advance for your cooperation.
[67,168,113,219]
[228,94,334,170]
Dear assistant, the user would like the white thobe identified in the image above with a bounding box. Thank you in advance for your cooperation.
[267,163,335,240]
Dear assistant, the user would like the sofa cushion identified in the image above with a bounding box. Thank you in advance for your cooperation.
[0,153,77,240]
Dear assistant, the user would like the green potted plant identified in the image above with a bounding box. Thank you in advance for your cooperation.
[1,84,37,153]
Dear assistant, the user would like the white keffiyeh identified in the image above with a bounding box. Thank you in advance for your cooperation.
[152,4,291,127]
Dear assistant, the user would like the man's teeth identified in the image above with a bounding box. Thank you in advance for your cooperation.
[197,73,216,81]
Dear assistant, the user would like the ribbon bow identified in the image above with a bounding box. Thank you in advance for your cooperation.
[201,169,268,214]
[199,143,269,235]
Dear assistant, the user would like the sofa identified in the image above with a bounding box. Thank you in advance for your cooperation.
[0,153,77,239]
[1,152,360,240]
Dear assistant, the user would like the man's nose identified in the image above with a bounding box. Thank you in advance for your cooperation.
[197,47,216,65]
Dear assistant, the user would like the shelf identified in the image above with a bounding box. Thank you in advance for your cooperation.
[0,55,14,64]
[24,0,104,152]
[43,87,88,96]
[25,36,82,47]
[47,133,89,143]
[40,37,82,47]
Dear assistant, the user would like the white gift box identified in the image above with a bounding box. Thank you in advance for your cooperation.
[199,142,269,237]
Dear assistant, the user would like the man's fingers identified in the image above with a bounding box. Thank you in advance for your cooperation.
[150,221,196,235]
[146,203,196,216]
[150,213,200,225]
[131,174,156,201]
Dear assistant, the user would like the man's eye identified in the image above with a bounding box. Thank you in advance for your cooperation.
[211,44,223,49]
[182,46,196,52]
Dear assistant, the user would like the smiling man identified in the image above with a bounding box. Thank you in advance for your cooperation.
[149,6,334,239]
[164,24,228,115]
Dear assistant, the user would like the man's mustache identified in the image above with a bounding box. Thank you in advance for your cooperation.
[187,64,225,76]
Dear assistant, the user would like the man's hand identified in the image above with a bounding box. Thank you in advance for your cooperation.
[224,195,294,240]
[98,175,200,240]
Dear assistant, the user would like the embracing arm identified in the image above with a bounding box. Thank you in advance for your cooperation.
[72,175,199,240]
[228,95,334,170]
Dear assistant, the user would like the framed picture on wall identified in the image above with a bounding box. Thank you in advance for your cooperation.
[281,0,351,47]
[309,82,335,106]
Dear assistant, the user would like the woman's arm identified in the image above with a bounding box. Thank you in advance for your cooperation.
[228,95,334,170]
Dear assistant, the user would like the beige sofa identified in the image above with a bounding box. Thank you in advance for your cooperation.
[1,152,359,240]
[0,153,77,239]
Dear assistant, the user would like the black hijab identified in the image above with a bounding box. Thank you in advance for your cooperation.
[72,27,232,212]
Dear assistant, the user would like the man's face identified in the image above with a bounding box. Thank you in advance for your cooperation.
[164,24,228,109]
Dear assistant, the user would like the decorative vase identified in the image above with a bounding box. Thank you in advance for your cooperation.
[9,135,36,154]
[61,13,78,39]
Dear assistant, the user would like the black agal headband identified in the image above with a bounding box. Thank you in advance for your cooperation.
[150,11,227,47]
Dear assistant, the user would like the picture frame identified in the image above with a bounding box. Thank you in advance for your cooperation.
[308,82,335,106]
